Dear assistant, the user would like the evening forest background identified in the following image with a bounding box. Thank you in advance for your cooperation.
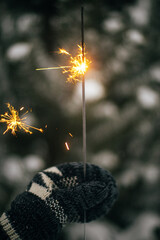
[0,0,160,239]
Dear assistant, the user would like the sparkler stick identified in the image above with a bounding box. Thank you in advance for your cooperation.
[81,6,87,240]
[81,6,86,180]
[36,8,89,238]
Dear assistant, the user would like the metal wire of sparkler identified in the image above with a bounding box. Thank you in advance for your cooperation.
[81,6,87,240]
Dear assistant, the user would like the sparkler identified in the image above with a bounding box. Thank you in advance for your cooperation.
[81,6,87,240]
[0,103,43,135]
[36,6,88,239]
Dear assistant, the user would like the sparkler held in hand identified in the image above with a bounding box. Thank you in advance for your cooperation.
[0,103,43,135]
[36,7,88,239]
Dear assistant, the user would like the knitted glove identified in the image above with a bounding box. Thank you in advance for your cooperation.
[0,162,118,240]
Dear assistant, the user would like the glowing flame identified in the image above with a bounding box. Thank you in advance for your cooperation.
[36,45,91,83]
[0,103,43,135]
[65,142,70,151]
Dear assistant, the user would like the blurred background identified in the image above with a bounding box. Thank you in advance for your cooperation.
[0,0,160,239]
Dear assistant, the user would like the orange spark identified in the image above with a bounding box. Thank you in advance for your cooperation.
[65,142,70,151]
[69,132,73,137]
[36,45,91,83]
[57,48,70,55]
[0,103,43,135]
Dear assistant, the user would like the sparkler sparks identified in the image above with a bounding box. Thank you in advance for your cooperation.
[56,48,70,55]
[65,142,70,151]
[0,103,43,135]
[36,45,91,83]
[68,132,73,137]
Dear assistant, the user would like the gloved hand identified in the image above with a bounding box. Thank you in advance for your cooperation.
[0,162,118,240]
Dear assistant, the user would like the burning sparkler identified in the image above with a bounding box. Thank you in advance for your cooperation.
[36,6,87,239]
[36,45,91,83]
[0,103,43,135]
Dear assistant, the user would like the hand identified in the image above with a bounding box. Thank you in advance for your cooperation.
[0,162,118,240]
